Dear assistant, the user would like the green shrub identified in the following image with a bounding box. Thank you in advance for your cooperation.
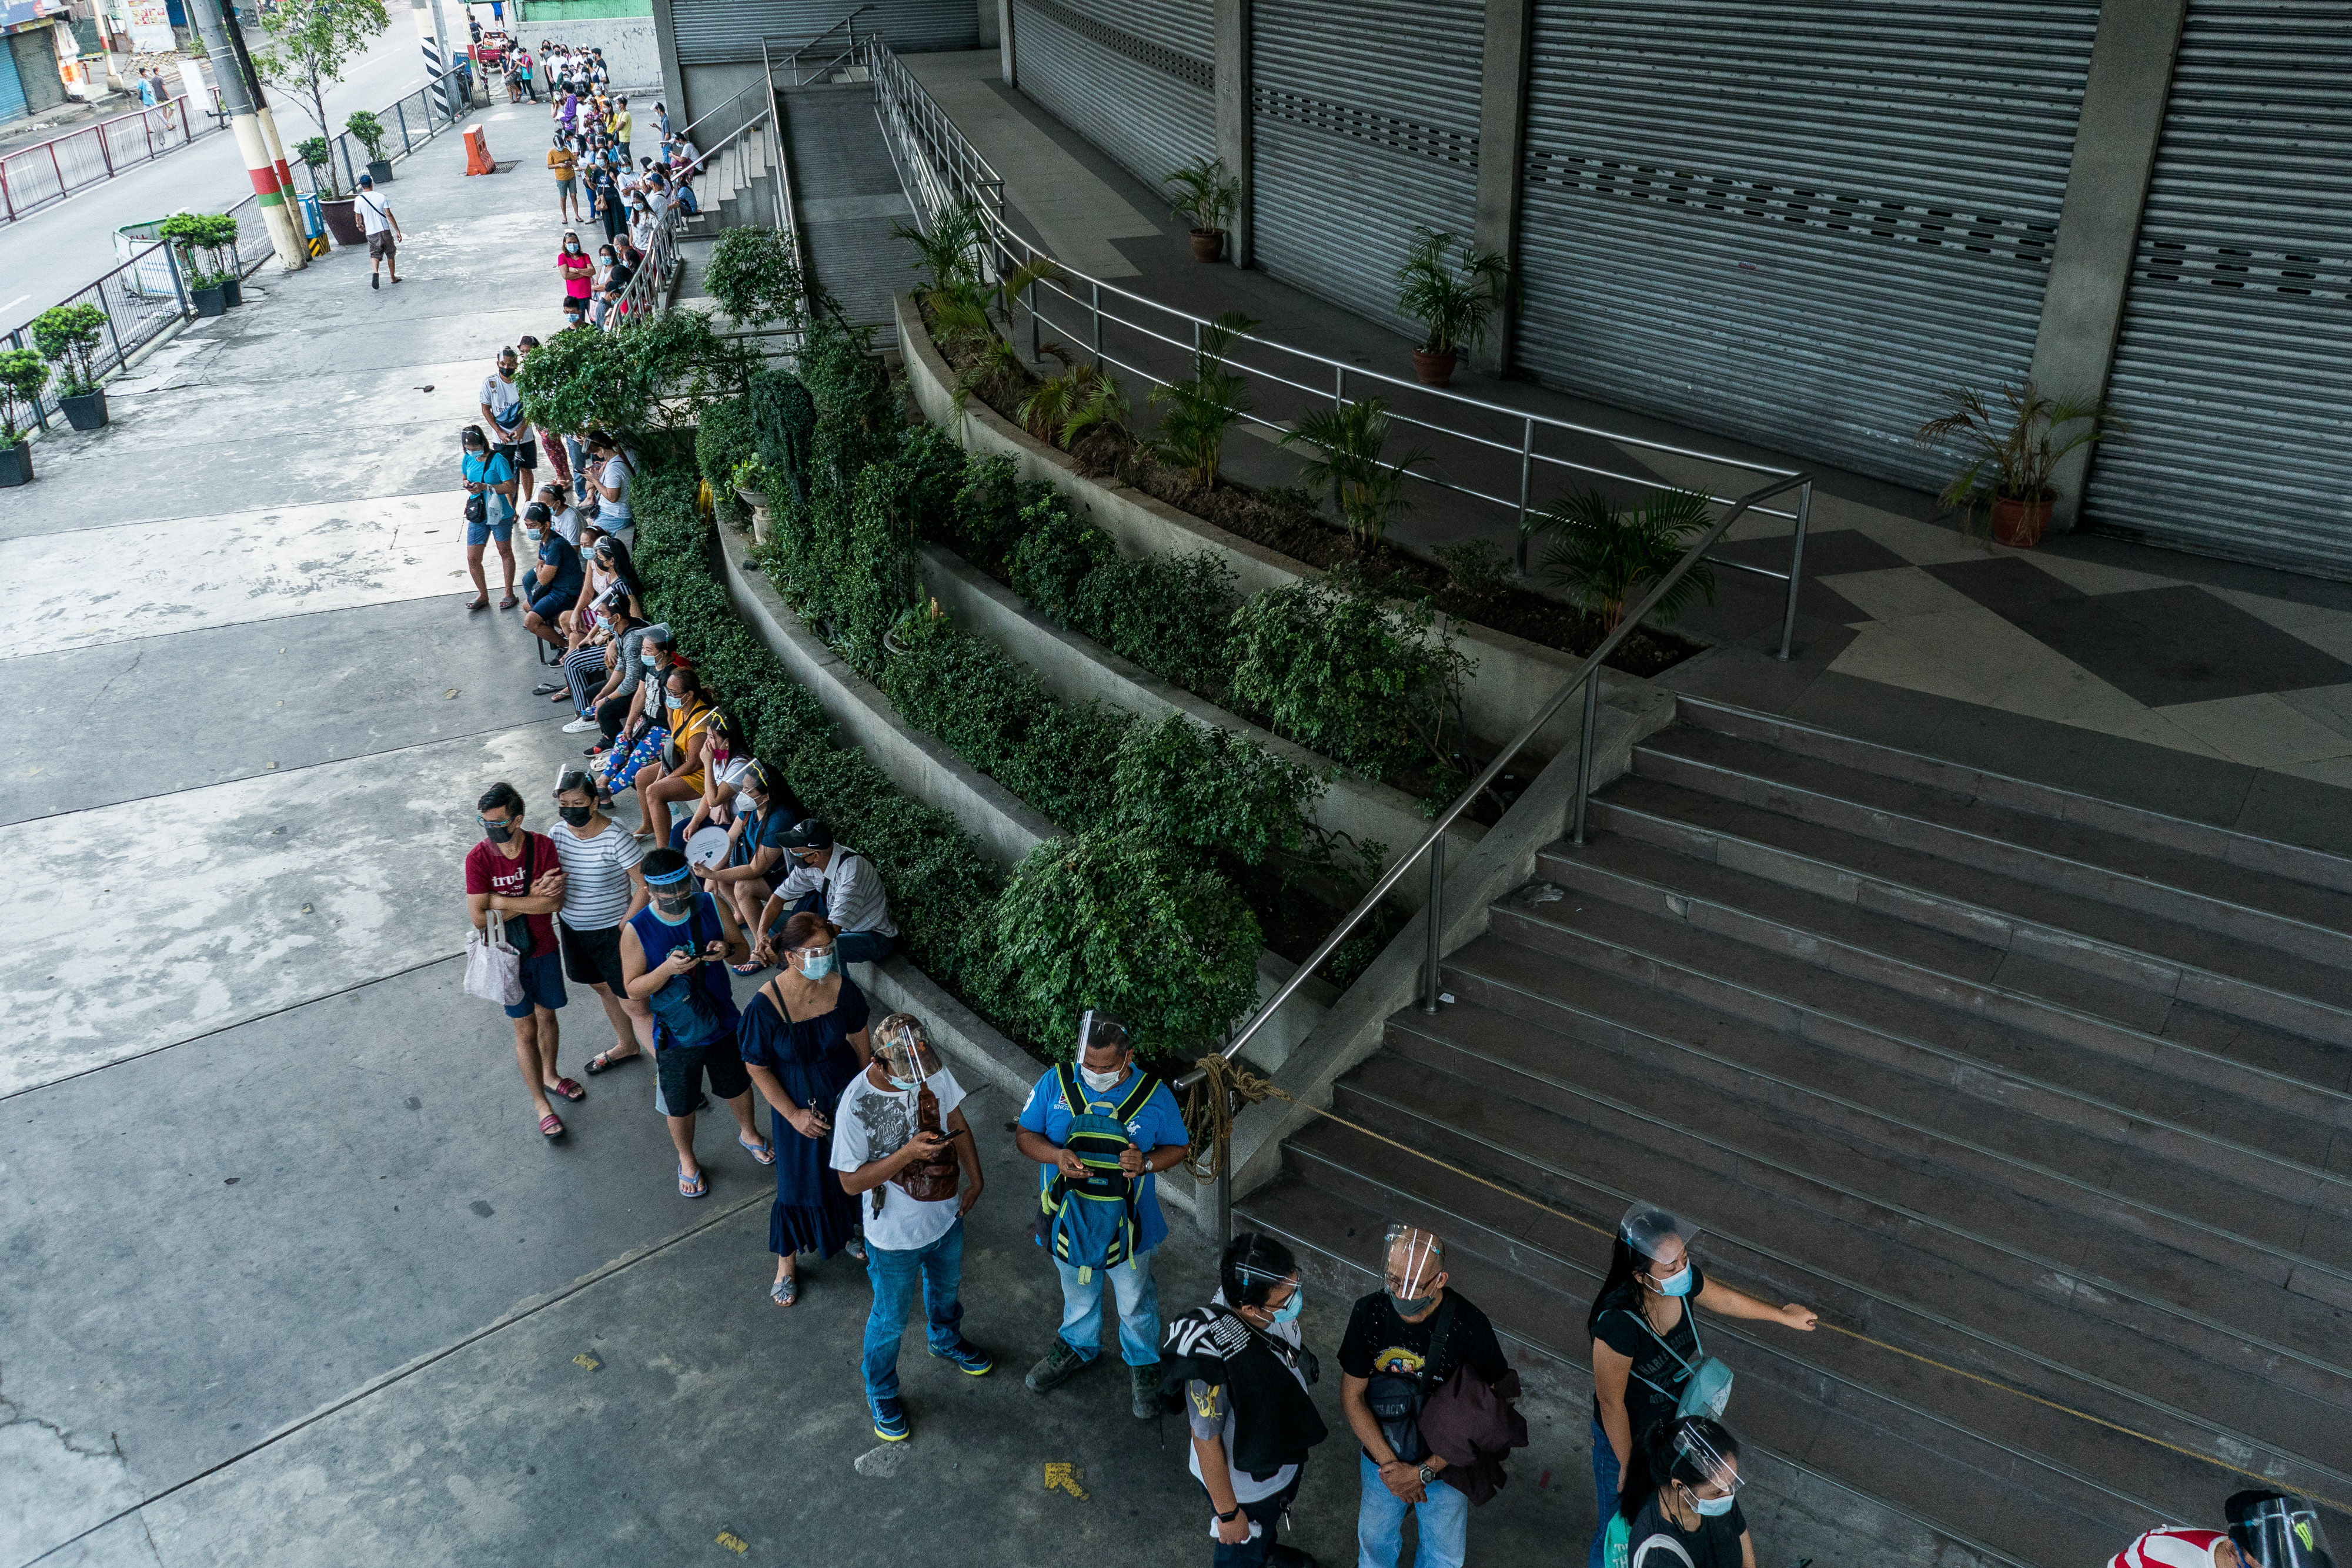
[696,394,758,497]
[1073,548,1240,697]
[748,368,816,504]
[515,308,756,443]
[1007,493,1115,623]
[985,830,1264,1062]
[704,225,804,327]
[30,303,106,396]
[1110,712,1321,867]
[945,453,1037,567]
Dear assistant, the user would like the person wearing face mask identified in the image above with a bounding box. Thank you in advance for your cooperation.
[460,425,519,612]
[1616,1417,1751,1568]
[546,767,656,1077]
[463,781,580,1139]
[479,347,538,521]
[634,666,722,848]
[830,1013,992,1442]
[698,761,796,969]
[1013,1011,1190,1419]
[1339,1225,1511,1568]
[593,626,679,794]
[1586,1207,1815,1568]
[737,911,872,1306]
[620,848,767,1198]
[755,818,897,968]
[557,228,593,314]
[519,502,585,655]
[1163,1232,1329,1567]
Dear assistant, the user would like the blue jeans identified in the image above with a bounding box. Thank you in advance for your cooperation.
[1054,1249,1160,1366]
[861,1217,965,1406]
[1589,1417,1621,1568]
[1359,1450,1468,1568]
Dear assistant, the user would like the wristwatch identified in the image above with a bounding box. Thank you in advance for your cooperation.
[1217,1507,1241,1523]
[1416,1463,1436,1487]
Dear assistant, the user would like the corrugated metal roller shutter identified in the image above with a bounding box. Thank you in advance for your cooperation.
[0,41,27,128]
[1516,1,2097,491]
[1011,0,1214,195]
[672,0,978,67]
[2085,1,2352,574]
[1251,0,1484,336]
[8,28,64,115]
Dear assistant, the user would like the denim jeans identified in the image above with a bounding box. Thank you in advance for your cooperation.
[1588,1417,1622,1568]
[1054,1249,1161,1366]
[1358,1450,1469,1568]
[860,1217,965,1406]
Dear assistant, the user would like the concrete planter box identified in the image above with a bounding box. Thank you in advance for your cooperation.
[714,521,1334,1075]
[895,291,1660,764]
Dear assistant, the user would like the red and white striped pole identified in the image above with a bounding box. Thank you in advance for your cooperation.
[183,0,306,273]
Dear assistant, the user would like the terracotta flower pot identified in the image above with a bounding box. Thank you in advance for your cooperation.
[1991,493,2052,549]
[1188,228,1225,263]
[1411,346,1458,387]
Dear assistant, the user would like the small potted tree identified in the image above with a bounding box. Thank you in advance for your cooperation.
[1165,156,1240,263]
[31,302,109,430]
[346,109,393,185]
[1916,381,2116,549]
[203,213,246,307]
[0,347,48,486]
[1394,225,1512,388]
[159,212,230,317]
[299,136,363,246]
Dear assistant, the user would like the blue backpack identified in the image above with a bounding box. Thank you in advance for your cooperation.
[1036,1064,1157,1281]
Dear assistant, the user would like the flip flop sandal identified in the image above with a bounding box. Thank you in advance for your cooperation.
[585,1049,640,1075]
[845,1236,867,1263]
[739,1135,776,1167]
[466,597,490,612]
[499,596,520,610]
[678,1164,707,1199]
[533,681,564,695]
[540,1112,565,1138]
[729,961,763,975]
[547,1076,586,1102]
[769,1275,798,1308]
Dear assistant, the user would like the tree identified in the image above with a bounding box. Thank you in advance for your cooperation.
[254,0,390,196]
[513,309,759,443]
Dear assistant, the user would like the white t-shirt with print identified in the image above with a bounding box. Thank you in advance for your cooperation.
[830,1067,965,1253]
[479,372,532,440]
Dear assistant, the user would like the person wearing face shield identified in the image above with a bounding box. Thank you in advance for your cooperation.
[1616,1416,1751,1568]
[736,910,873,1307]
[1162,1232,1329,1567]
[619,847,767,1199]
[1338,1226,1511,1568]
[1013,1011,1192,1417]
[828,1012,991,1443]
[755,818,898,968]
[2107,1492,2340,1568]
[1586,1206,1815,1568]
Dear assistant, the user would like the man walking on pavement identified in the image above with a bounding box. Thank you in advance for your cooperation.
[355,175,401,288]
[1016,1011,1191,1419]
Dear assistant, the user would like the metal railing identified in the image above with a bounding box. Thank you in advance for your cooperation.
[865,36,1816,654]
[6,240,195,430]
[781,5,876,85]
[0,92,219,223]
[285,67,484,202]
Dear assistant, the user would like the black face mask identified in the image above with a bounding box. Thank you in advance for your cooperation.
[557,804,593,827]
[481,818,515,844]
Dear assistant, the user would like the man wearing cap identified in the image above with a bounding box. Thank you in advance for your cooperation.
[1014,1012,1192,1419]
[354,174,402,289]
[754,820,897,967]
[1340,1226,1511,1568]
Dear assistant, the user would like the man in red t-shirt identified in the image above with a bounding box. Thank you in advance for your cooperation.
[465,781,584,1137]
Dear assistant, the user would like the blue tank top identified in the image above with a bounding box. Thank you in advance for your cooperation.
[628,893,738,1048]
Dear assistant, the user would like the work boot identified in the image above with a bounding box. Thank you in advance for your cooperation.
[1130,1362,1164,1419]
[1024,1338,1094,1394]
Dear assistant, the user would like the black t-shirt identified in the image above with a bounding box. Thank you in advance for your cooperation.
[1589,1268,1708,1440]
[1628,1495,1746,1568]
[1339,1290,1509,1458]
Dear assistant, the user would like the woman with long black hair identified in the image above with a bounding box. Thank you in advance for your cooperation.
[1616,1416,1755,1568]
[1586,1206,1815,1568]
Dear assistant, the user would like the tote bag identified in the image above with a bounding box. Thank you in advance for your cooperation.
[465,922,524,1007]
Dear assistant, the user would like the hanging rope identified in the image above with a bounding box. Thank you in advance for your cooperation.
[1175,1052,1289,1182]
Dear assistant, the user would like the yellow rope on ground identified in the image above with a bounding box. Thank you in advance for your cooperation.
[1179,1062,2350,1515]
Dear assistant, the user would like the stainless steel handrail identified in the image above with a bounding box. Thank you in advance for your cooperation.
[782,5,877,85]
[861,39,1814,656]
[676,76,771,145]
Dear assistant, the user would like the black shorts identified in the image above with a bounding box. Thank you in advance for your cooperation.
[496,437,539,472]
[657,1033,750,1113]
[559,921,627,989]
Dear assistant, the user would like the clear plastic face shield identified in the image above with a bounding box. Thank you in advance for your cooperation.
[1621,1202,1699,1298]
[871,1014,942,1091]
[1382,1224,1446,1315]
[2230,1492,2337,1568]
[1673,1422,1743,1513]
[1074,1010,1132,1091]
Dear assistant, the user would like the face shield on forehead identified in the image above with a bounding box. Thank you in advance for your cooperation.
[1674,1422,1742,1497]
[1382,1223,1444,1293]
[2231,1493,2337,1568]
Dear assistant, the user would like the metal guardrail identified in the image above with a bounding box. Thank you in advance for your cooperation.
[0,92,219,224]
[286,67,484,201]
[781,5,876,86]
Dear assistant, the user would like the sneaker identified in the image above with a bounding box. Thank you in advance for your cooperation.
[1130,1362,1164,1419]
[1024,1339,1094,1395]
[870,1396,908,1442]
[562,716,599,733]
[930,1339,994,1377]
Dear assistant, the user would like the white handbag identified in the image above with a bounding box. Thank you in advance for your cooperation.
[465,923,524,1007]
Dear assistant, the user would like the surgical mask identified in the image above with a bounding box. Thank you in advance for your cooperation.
[1688,1491,1736,1519]
[1079,1064,1127,1094]
[566,242,580,252]
[642,652,659,668]
[1389,1289,1439,1317]
[480,817,514,844]
[557,804,593,827]
[664,693,681,711]
[1650,1262,1694,1298]
[798,949,836,980]
[887,1074,918,1092]
[1270,1290,1302,1326]
[524,527,543,545]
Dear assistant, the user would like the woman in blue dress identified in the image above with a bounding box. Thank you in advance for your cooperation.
[737,908,870,1305]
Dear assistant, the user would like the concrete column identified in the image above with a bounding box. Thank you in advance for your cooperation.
[980,0,1000,52]
[648,0,686,127]
[1472,0,1532,376]
[998,0,1015,84]
[1214,0,1251,268]
[2028,0,2187,531]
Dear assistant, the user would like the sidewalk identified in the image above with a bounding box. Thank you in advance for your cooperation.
[903,49,2352,857]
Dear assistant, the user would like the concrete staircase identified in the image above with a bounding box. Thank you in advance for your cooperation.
[1239,696,2352,1568]
[681,105,782,237]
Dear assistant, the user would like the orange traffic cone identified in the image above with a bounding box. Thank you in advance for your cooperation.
[464,125,497,175]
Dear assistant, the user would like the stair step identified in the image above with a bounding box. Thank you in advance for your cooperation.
[1592,778,2352,1056]
[1632,726,2352,969]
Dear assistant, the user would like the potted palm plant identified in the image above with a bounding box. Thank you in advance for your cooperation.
[0,347,48,486]
[1916,381,2115,549]
[346,109,394,185]
[1165,156,1241,263]
[1278,397,1427,549]
[1394,225,1511,388]
[31,303,110,430]
[1523,486,1717,632]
